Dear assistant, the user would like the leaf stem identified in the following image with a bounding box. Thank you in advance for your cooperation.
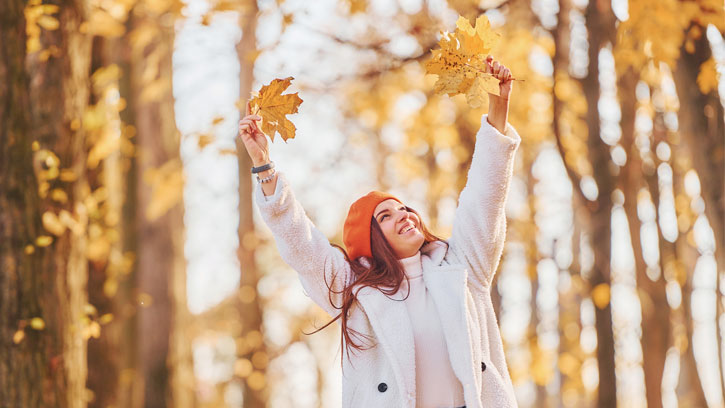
[462,62,525,81]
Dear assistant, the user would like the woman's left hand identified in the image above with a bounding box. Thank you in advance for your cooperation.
[484,56,511,134]
[484,55,513,101]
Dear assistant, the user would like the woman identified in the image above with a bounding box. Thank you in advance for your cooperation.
[238,57,520,408]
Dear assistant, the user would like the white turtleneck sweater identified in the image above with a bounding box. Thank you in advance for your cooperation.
[400,251,466,408]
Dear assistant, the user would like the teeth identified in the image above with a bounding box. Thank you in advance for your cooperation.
[400,225,414,234]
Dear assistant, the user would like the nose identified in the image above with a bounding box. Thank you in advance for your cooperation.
[396,208,410,224]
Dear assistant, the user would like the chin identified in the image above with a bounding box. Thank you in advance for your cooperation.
[410,236,425,248]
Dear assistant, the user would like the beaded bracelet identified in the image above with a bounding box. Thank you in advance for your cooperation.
[256,168,276,184]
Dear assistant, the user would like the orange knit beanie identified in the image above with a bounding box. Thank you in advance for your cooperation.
[343,191,401,260]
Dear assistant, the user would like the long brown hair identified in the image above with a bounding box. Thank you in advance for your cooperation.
[304,206,446,363]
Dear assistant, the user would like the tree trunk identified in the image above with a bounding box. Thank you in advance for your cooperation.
[671,159,709,407]
[672,23,725,404]
[618,68,670,408]
[128,8,190,408]
[522,143,547,404]
[581,1,618,405]
[559,215,587,406]
[236,2,270,406]
[85,32,142,408]
[0,0,92,406]
[0,2,46,405]
[672,23,724,306]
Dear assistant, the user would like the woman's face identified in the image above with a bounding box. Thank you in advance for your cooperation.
[373,199,425,259]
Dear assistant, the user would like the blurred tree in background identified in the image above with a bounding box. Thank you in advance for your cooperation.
[0,0,723,407]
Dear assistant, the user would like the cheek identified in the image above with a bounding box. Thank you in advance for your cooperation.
[411,214,421,227]
[382,223,399,242]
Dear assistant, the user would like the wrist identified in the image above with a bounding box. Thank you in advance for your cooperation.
[255,168,274,178]
[252,157,271,167]
[489,96,509,108]
[256,168,277,184]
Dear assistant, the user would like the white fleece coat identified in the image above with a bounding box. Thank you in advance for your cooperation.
[255,115,521,408]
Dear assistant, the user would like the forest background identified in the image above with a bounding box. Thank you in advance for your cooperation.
[1,0,724,407]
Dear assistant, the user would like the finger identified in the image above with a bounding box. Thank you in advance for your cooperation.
[240,115,261,123]
[240,117,261,125]
[498,67,507,81]
[493,61,500,73]
[250,119,261,133]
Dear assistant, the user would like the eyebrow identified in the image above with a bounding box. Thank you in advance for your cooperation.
[374,209,390,220]
[374,205,405,220]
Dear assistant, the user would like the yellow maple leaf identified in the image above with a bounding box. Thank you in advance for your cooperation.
[455,15,500,56]
[249,77,303,142]
[425,15,504,104]
[467,75,500,108]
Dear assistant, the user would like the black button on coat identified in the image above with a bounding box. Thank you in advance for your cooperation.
[481,361,487,372]
[377,382,388,392]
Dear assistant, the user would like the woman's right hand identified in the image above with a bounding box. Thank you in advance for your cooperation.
[238,101,270,166]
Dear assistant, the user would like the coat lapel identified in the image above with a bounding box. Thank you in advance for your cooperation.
[354,241,481,408]
[422,241,483,408]
[356,284,417,407]
[422,261,481,408]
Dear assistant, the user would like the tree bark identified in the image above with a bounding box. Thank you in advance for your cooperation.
[0,0,92,406]
[672,23,725,404]
[128,8,190,408]
[618,67,671,408]
[85,32,141,408]
[670,153,708,407]
[235,2,270,406]
[581,1,618,406]
[0,2,45,405]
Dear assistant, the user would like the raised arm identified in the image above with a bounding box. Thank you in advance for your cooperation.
[254,173,352,318]
[446,116,520,289]
[238,104,351,317]
[445,58,520,289]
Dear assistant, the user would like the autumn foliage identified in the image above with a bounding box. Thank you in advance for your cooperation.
[425,15,503,106]
[248,77,303,142]
[1,0,724,408]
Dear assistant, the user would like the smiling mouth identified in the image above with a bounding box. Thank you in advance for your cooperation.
[399,224,416,235]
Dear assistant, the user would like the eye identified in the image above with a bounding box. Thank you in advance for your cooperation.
[380,214,389,221]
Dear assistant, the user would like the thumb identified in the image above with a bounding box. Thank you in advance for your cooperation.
[485,55,493,73]
[246,101,251,116]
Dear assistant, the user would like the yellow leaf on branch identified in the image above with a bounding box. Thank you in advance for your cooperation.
[249,77,303,142]
[144,159,184,221]
[697,57,719,94]
[425,15,506,105]
[29,317,45,330]
[591,283,611,309]
[42,211,66,236]
[36,15,59,30]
